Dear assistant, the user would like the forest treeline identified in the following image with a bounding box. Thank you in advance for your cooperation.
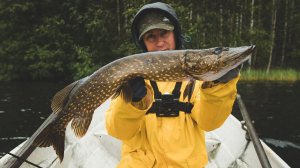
[0,0,299,81]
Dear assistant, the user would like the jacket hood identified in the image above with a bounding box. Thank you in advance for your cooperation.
[131,2,183,51]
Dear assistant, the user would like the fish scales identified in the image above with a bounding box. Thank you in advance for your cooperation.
[32,46,255,161]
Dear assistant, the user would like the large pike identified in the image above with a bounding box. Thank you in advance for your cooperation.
[33,45,255,161]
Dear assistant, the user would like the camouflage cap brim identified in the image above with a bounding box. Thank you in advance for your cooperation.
[138,23,174,40]
[138,12,174,40]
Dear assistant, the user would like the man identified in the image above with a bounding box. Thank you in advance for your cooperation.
[106,2,240,167]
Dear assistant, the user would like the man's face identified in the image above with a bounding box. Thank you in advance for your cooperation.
[142,29,176,52]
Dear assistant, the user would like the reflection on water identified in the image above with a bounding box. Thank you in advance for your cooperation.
[232,80,300,167]
[0,81,299,167]
[0,81,66,156]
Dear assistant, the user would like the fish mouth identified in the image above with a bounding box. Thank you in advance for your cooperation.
[187,45,256,81]
[221,45,256,67]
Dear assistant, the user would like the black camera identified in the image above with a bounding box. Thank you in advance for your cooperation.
[156,93,179,117]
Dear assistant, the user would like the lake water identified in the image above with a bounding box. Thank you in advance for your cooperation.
[0,81,299,167]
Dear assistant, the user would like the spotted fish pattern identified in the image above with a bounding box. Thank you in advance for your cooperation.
[33,45,255,161]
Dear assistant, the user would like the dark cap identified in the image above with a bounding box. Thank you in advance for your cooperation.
[138,12,174,40]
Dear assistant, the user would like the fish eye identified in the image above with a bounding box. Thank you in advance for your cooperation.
[213,47,223,55]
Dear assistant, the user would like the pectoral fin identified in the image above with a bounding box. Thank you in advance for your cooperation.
[183,79,195,101]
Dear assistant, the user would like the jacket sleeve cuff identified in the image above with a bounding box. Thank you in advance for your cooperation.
[131,84,154,111]
[111,84,154,119]
[200,75,240,101]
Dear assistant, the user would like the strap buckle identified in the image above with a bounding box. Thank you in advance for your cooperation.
[156,94,179,117]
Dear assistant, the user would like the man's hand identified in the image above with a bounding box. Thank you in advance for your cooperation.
[129,77,147,102]
[202,65,242,89]
[214,65,242,83]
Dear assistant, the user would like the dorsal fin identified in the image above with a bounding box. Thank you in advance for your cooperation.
[51,81,79,113]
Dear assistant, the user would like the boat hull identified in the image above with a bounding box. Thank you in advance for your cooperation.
[0,99,290,168]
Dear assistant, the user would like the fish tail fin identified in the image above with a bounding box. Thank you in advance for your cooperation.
[112,82,132,103]
[32,123,65,162]
[71,114,93,137]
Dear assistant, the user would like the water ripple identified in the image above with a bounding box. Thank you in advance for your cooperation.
[264,138,300,150]
[0,137,29,141]
[0,97,11,102]
[20,108,32,112]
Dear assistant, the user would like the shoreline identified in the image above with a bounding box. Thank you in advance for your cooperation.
[240,69,300,81]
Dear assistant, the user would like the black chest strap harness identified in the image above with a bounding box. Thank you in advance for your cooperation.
[146,81,194,117]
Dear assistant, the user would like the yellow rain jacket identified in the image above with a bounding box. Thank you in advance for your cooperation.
[106,77,239,167]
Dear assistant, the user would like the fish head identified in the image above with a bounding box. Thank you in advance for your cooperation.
[183,45,255,81]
